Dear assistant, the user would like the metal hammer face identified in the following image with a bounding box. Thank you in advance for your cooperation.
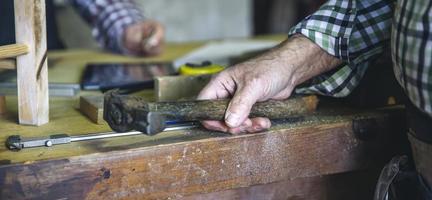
[103,90,166,135]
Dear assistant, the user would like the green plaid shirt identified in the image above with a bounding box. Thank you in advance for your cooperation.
[289,0,432,117]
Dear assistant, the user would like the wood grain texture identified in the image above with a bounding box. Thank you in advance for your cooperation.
[0,44,28,59]
[0,59,16,70]
[147,96,318,120]
[14,0,49,125]
[80,95,105,124]
[183,170,380,200]
[104,93,318,133]
[0,106,407,199]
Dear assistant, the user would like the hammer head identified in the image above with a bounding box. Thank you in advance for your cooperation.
[103,90,166,135]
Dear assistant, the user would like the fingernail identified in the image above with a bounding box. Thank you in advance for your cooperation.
[225,112,241,128]
[204,124,227,132]
[253,126,263,132]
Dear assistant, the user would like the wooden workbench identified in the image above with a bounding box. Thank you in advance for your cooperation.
[0,37,409,199]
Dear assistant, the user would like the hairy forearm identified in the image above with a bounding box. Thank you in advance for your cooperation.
[198,35,342,133]
[254,34,342,87]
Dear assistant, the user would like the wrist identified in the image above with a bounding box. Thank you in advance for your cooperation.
[280,34,342,86]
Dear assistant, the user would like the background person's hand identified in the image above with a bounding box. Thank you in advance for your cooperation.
[197,35,342,134]
[124,20,165,56]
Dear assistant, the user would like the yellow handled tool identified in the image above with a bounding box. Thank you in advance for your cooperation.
[179,61,224,76]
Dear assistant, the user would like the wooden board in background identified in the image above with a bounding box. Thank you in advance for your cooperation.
[155,75,211,101]
[14,0,49,125]
[0,59,16,70]
[0,44,28,60]
[79,95,104,124]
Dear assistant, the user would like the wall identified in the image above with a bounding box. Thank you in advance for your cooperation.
[55,0,252,49]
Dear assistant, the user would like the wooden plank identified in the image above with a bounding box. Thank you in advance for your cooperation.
[0,107,407,199]
[155,75,211,101]
[183,169,380,200]
[0,44,28,59]
[79,95,105,124]
[0,96,6,114]
[14,0,49,125]
[0,59,16,70]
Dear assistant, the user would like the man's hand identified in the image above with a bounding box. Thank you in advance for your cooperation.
[124,20,165,56]
[197,35,342,134]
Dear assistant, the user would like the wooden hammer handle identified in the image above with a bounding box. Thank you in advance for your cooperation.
[148,96,318,121]
[104,91,318,133]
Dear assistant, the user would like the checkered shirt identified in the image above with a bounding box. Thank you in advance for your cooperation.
[72,0,145,54]
[290,0,432,117]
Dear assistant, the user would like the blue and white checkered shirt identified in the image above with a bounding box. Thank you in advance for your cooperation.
[290,0,432,117]
[72,0,145,54]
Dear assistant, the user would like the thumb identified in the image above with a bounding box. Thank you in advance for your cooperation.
[225,83,261,128]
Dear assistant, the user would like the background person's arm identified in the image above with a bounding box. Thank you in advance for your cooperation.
[72,0,164,56]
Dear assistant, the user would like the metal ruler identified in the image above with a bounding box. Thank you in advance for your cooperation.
[6,122,199,151]
[0,82,80,97]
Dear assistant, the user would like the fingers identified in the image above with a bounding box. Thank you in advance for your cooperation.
[201,120,228,132]
[227,118,252,134]
[247,117,271,132]
[142,22,165,55]
[198,69,273,134]
[225,81,262,128]
[123,20,165,56]
[124,23,144,53]
[202,117,271,135]
[197,73,234,100]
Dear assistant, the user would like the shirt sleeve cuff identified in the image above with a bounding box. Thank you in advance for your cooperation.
[288,23,366,97]
[92,5,145,55]
[289,24,348,62]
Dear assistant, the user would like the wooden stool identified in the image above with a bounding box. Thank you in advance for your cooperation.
[0,1,49,125]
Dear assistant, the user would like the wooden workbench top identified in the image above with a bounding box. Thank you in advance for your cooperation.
[0,36,286,165]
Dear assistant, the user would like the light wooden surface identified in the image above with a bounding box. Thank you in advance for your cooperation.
[14,0,49,125]
[79,95,104,124]
[0,44,28,59]
[155,75,211,101]
[0,59,16,69]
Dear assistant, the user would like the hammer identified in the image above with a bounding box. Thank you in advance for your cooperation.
[103,90,319,135]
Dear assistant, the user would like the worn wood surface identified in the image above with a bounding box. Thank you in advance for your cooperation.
[14,0,49,125]
[0,59,16,70]
[105,93,317,132]
[150,95,318,120]
[183,169,381,200]
[0,44,28,60]
[0,105,407,199]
